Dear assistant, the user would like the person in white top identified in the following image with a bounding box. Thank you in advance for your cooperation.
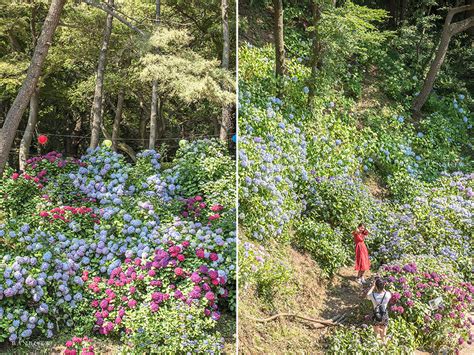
[366,277,392,344]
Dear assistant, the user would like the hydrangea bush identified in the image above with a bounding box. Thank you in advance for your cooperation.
[379,259,474,351]
[238,92,308,241]
[370,173,473,280]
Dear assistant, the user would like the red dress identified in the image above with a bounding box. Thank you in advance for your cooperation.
[353,230,370,271]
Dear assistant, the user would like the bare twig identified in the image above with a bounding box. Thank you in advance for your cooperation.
[83,0,146,36]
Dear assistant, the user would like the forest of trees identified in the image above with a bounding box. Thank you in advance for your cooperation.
[238,0,474,107]
[0,0,236,174]
[265,0,474,109]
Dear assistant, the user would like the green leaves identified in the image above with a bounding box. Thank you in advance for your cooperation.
[294,220,348,278]
[140,27,235,106]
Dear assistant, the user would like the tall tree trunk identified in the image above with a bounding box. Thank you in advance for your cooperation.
[413,5,474,114]
[273,0,286,78]
[399,0,407,22]
[149,0,161,149]
[157,97,165,139]
[111,89,124,151]
[220,0,232,141]
[0,0,66,176]
[388,0,398,26]
[19,86,40,171]
[308,0,322,104]
[19,3,40,171]
[90,0,114,149]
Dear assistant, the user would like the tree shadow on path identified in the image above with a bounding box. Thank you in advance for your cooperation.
[319,267,372,324]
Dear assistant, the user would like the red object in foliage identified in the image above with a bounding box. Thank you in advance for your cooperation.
[37,135,48,145]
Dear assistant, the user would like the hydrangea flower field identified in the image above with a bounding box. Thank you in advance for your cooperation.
[0,139,236,353]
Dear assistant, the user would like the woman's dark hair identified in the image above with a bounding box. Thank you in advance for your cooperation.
[375,278,386,292]
[358,223,364,228]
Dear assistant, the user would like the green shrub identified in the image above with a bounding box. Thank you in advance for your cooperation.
[239,241,294,304]
[166,139,234,200]
[304,176,380,235]
[0,170,42,220]
[122,301,223,354]
[326,317,417,354]
[294,220,348,277]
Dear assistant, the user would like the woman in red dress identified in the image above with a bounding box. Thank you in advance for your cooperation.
[353,223,370,284]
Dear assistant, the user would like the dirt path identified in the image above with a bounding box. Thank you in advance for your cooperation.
[318,266,371,323]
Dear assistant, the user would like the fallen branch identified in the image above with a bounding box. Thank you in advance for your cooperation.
[245,312,343,327]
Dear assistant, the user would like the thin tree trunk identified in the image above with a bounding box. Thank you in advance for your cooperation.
[83,0,145,36]
[139,99,148,147]
[220,0,232,141]
[90,0,114,149]
[140,117,147,146]
[399,0,407,22]
[70,114,82,157]
[220,108,232,140]
[413,5,474,114]
[0,0,66,176]
[156,0,161,24]
[19,87,39,171]
[149,83,158,149]
[149,0,161,149]
[157,97,165,139]
[273,0,286,78]
[308,0,322,104]
[111,89,124,151]
[469,0,474,35]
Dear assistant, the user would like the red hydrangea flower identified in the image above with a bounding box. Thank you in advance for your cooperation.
[210,204,223,212]
[205,291,215,301]
[209,214,220,221]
